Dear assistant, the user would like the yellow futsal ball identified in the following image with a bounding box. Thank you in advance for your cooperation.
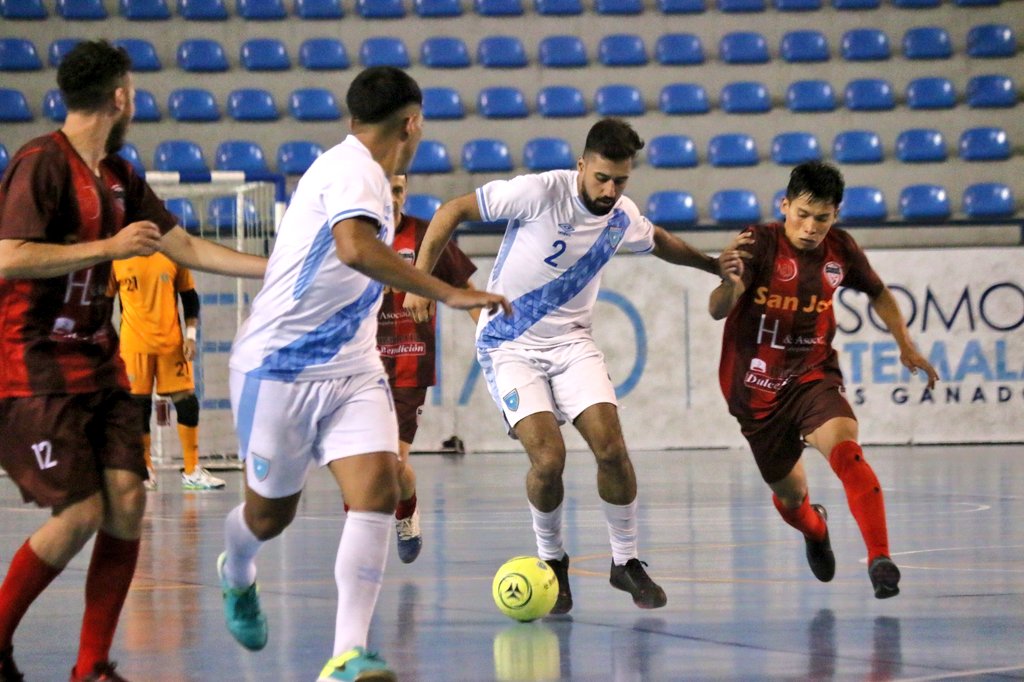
[492,556,559,622]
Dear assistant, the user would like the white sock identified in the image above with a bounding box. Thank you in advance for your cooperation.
[222,504,262,588]
[603,499,639,565]
[333,510,391,656]
[529,502,564,561]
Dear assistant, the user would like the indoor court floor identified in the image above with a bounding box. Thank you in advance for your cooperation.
[1,443,1021,681]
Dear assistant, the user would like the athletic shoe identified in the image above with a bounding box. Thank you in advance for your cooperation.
[805,504,836,582]
[395,509,423,564]
[610,558,667,609]
[0,647,24,682]
[868,555,901,599]
[544,554,573,615]
[144,466,158,492]
[69,661,129,681]
[182,467,226,490]
[217,552,268,650]
[317,647,395,682]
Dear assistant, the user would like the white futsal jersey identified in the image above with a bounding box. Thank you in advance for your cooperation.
[475,170,655,351]
[229,135,394,382]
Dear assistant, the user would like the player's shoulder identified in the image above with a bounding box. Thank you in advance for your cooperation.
[825,225,860,251]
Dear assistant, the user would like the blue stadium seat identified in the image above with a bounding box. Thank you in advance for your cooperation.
[899,184,950,221]
[168,88,219,121]
[647,134,697,168]
[534,0,581,14]
[895,128,946,163]
[241,38,290,70]
[57,0,107,19]
[967,24,1016,58]
[299,38,349,70]
[708,133,758,166]
[710,189,760,225]
[780,30,828,63]
[178,0,228,18]
[536,86,586,117]
[1,0,46,18]
[892,0,939,6]
[227,89,278,121]
[523,137,574,171]
[288,88,341,121]
[0,89,32,122]
[154,140,208,173]
[841,28,890,61]
[295,0,343,17]
[404,194,442,220]
[408,140,453,174]
[114,39,162,71]
[786,80,835,112]
[903,27,951,60]
[774,0,820,8]
[832,130,883,163]
[599,34,648,67]
[720,81,771,113]
[357,0,404,16]
[659,83,709,114]
[844,78,894,110]
[655,33,704,65]
[119,0,171,19]
[42,89,66,122]
[771,132,821,164]
[906,77,956,109]
[414,0,461,15]
[277,141,323,174]
[771,189,786,220]
[596,0,641,13]
[360,37,411,67]
[833,0,879,7]
[719,32,769,64]
[955,0,999,4]
[133,89,161,121]
[478,87,527,118]
[646,191,698,226]
[539,36,587,67]
[477,36,527,68]
[49,39,83,68]
[237,0,286,18]
[474,0,521,15]
[959,126,1010,161]
[839,186,887,222]
[118,143,145,175]
[462,139,513,172]
[966,74,1017,108]
[0,144,8,174]
[207,196,261,234]
[420,36,471,68]
[215,140,269,173]
[717,0,764,10]
[164,198,199,233]
[595,85,645,116]
[0,39,42,71]
[658,0,704,11]
[177,39,228,72]
[422,87,464,119]
[962,183,1014,219]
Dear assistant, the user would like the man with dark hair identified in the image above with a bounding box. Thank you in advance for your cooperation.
[407,117,748,614]
[709,161,938,599]
[0,39,265,681]
[218,66,509,681]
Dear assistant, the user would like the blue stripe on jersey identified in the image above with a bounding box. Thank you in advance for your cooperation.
[251,280,384,381]
[236,374,261,459]
[476,187,491,222]
[293,220,334,300]
[489,218,520,286]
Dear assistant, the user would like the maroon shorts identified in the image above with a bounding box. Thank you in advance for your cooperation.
[0,389,146,508]
[392,386,427,445]
[737,376,856,484]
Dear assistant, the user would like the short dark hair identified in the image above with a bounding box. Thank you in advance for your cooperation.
[57,40,132,112]
[583,118,645,162]
[786,161,845,207]
[346,67,422,124]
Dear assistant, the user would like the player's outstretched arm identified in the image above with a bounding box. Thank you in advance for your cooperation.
[159,226,266,279]
[0,220,162,279]
[870,287,939,389]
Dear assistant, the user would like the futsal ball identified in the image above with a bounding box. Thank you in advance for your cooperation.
[492,556,559,622]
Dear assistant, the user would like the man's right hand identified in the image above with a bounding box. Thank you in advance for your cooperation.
[109,221,162,259]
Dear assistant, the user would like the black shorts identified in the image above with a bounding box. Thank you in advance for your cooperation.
[392,386,428,445]
[0,389,146,508]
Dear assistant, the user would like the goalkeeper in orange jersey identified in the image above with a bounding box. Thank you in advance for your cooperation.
[109,253,226,490]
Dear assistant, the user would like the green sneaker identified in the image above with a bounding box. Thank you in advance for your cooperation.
[317,647,395,682]
[217,552,268,651]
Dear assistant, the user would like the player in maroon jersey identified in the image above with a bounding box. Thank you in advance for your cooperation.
[709,161,938,599]
[0,40,265,681]
[375,174,478,563]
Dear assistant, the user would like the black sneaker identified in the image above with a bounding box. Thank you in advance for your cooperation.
[609,558,667,609]
[544,554,573,615]
[0,647,23,682]
[868,556,901,599]
[805,504,836,582]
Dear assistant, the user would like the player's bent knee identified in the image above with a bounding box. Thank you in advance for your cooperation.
[172,394,199,427]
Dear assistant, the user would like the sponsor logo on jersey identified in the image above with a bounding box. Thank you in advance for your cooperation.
[250,453,270,481]
[379,341,427,356]
[557,223,575,236]
[503,389,520,411]
[750,358,767,372]
[824,261,844,288]
[397,248,415,263]
[775,258,797,282]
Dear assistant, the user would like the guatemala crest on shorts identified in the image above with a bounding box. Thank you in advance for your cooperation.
[606,208,630,249]
[250,453,270,481]
[503,389,520,411]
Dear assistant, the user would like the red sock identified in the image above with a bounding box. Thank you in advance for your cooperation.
[395,493,417,520]
[829,440,890,563]
[74,532,140,677]
[0,539,61,649]
[772,494,827,542]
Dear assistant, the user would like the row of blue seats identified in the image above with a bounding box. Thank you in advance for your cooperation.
[0,0,1004,21]
[4,26,1016,73]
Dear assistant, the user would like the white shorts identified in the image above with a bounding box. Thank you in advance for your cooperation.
[477,338,617,432]
[229,369,399,499]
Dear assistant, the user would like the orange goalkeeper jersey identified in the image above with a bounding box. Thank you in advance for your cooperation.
[110,253,195,354]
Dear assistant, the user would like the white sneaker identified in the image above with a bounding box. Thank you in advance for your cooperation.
[182,467,226,490]
[395,509,422,564]
[144,466,158,491]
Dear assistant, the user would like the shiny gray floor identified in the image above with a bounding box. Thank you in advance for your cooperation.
[2,444,1023,681]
